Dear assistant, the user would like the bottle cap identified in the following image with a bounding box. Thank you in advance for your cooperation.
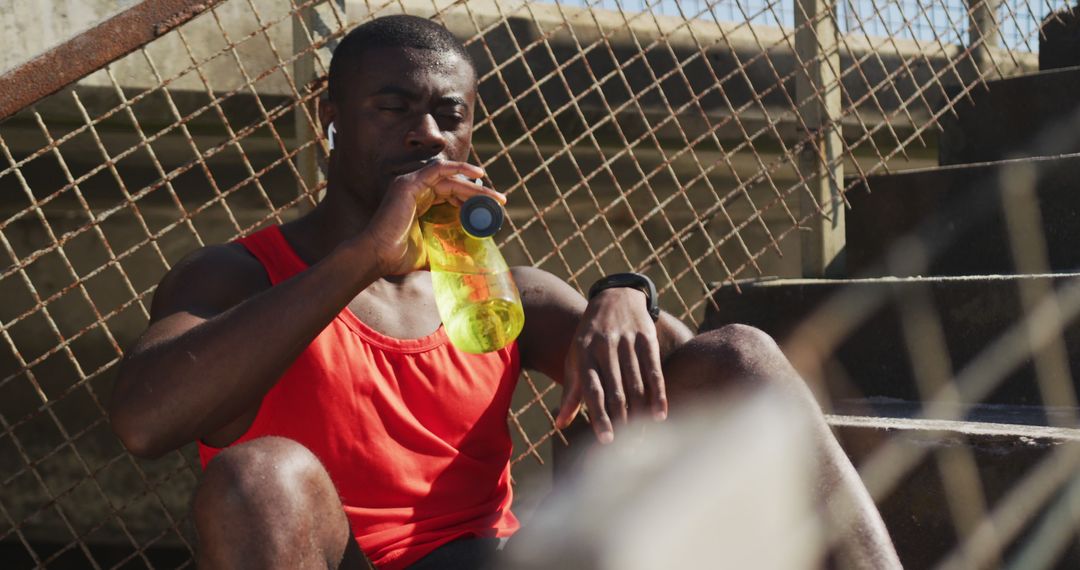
[460,195,504,238]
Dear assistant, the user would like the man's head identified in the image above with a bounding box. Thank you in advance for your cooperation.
[328,15,476,104]
[321,15,479,207]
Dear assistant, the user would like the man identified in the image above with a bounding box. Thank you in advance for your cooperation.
[109,15,899,570]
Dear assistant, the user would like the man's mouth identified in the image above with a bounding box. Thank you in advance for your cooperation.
[390,157,440,176]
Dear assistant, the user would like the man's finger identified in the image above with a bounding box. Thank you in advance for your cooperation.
[597,343,627,426]
[429,177,506,206]
[556,377,583,431]
[619,338,647,417]
[415,161,506,205]
[637,334,667,421]
[556,349,584,429]
[577,354,613,444]
[418,160,485,185]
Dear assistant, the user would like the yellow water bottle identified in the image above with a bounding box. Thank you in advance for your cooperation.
[420,195,524,354]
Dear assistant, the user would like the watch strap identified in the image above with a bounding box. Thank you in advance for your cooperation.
[588,272,660,321]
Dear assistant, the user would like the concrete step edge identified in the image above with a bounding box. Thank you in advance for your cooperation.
[710,274,1080,289]
[827,414,1080,442]
[853,151,1080,182]
[832,398,1080,428]
[974,64,1080,87]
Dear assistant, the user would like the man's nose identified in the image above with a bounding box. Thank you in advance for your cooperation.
[405,113,447,152]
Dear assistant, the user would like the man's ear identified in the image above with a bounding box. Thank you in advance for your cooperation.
[319,99,337,144]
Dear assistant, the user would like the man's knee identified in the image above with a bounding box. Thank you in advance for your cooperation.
[664,324,796,399]
[193,436,349,566]
[195,436,329,516]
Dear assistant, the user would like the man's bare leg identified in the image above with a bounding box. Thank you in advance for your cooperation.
[662,324,902,570]
[192,436,371,570]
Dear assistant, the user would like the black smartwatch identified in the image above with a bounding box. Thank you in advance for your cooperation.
[588,272,660,321]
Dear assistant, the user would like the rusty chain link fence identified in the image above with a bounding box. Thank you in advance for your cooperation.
[1,0,1078,567]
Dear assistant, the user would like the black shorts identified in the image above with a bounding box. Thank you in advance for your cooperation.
[339,535,504,570]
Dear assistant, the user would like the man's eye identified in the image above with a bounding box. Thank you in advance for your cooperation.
[379,106,406,112]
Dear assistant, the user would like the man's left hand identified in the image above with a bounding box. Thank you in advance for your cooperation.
[555,287,667,443]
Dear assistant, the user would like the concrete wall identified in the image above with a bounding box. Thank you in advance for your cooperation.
[0,0,143,75]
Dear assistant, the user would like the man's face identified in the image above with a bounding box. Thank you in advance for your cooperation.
[329,46,477,204]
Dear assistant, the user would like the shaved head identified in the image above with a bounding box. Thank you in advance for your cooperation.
[328,15,476,103]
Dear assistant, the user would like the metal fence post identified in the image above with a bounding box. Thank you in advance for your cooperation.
[795,0,845,278]
[968,0,1003,74]
[294,4,324,204]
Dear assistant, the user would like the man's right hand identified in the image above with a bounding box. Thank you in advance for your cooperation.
[359,160,505,276]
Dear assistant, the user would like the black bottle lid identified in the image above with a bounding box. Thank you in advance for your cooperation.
[460,195,504,238]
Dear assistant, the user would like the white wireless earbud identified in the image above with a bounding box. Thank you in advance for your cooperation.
[327,122,337,151]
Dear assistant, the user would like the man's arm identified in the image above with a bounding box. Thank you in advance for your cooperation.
[512,266,693,443]
[111,160,502,459]
[110,239,384,458]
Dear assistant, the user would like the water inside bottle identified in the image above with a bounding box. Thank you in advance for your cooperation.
[431,269,525,354]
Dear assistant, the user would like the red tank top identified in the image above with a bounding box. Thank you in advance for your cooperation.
[198,225,521,569]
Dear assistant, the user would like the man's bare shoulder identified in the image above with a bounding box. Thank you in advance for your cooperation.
[149,242,271,323]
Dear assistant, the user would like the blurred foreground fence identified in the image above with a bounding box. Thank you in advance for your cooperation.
[0,0,1076,567]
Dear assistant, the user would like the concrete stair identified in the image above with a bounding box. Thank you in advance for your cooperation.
[939,66,1080,165]
[846,155,1080,277]
[704,64,1080,567]
[703,275,1080,568]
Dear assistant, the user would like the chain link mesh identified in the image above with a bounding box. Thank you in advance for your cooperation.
[0,0,1074,567]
